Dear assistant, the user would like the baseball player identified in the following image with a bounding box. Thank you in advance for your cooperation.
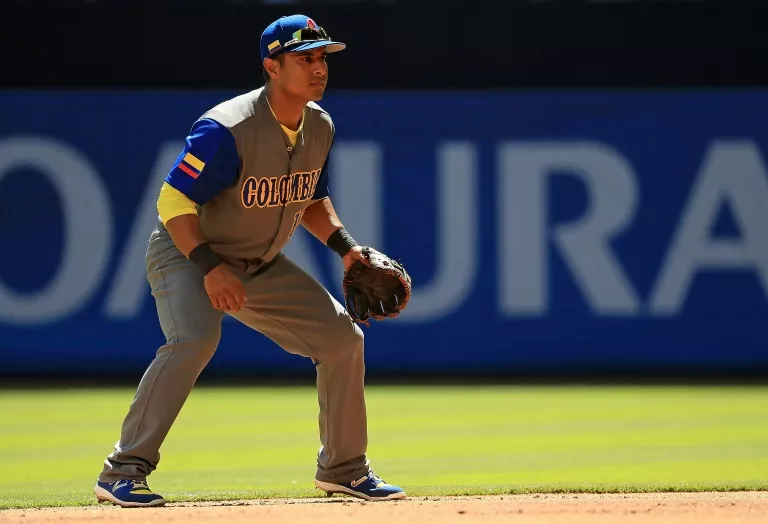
[93,14,406,507]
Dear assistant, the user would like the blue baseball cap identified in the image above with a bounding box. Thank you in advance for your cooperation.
[260,14,346,62]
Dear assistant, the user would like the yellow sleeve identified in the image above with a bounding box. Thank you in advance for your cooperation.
[157,182,199,225]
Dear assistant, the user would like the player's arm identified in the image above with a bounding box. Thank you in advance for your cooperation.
[157,183,203,256]
[302,197,362,271]
[301,197,342,245]
[161,118,238,256]
[159,118,246,312]
[301,148,364,270]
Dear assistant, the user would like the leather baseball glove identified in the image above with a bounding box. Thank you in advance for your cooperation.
[343,247,412,326]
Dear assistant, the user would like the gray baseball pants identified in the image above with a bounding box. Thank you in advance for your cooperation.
[98,223,369,484]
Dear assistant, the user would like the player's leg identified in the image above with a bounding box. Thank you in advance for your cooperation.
[230,253,405,500]
[94,224,224,507]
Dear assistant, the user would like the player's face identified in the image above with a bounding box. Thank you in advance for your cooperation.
[278,48,329,101]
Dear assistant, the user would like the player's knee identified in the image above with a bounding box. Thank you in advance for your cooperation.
[162,322,221,359]
[156,333,221,373]
[319,321,364,363]
[346,327,365,362]
[170,315,222,344]
[347,324,365,354]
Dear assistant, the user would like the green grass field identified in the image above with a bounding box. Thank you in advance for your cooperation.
[1,384,767,509]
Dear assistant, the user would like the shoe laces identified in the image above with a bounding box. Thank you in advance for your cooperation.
[131,480,149,490]
[368,471,384,485]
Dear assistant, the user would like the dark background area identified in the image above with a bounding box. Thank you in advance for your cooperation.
[3,0,767,90]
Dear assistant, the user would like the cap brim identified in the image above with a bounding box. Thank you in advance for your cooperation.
[286,41,346,54]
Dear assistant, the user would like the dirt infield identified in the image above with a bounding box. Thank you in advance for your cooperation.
[2,492,767,523]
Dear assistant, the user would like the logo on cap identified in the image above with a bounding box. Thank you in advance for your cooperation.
[267,40,281,53]
[307,18,317,29]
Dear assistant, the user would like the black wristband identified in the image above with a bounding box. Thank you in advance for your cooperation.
[189,242,222,275]
[327,227,359,258]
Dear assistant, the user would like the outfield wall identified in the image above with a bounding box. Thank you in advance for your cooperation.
[1,90,767,376]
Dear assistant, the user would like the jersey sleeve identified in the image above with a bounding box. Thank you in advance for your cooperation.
[157,181,198,225]
[311,134,334,200]
[165,118,240,205]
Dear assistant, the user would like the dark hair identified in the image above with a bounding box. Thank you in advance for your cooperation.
[262,54,285,84]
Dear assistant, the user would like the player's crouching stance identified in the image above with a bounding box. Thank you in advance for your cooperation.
[92,14,411,508]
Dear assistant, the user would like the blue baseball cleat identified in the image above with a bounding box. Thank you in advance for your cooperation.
[315,471,406,501]
[93,479,166,507]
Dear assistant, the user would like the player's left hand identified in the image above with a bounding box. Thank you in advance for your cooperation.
[342,245,367,272]
[342,246,412,326]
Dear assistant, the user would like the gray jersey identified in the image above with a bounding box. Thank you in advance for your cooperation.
[199,87,334,273]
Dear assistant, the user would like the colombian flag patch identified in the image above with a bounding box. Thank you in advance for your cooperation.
[267,39,281,53]
[178,152,205,179]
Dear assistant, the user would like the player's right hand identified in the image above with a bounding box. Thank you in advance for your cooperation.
[203,265,247,313]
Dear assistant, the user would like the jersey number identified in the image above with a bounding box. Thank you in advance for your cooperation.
[288,210,305,239]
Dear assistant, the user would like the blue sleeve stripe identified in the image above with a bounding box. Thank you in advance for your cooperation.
[164,118,239,206]
[311,136,334,200]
